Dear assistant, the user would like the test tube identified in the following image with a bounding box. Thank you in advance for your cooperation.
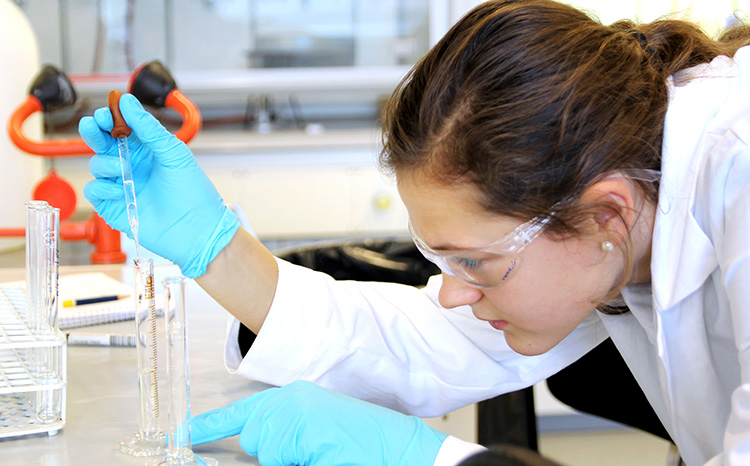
[24,200,48,334]
[25,202,63,423]
[41,206,60,336]
[37,205,62,423]
[117,258,166,456]
[162,276,217,466]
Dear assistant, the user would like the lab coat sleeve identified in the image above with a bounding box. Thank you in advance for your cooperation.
[436,436,488,466]
[710,120,750,465]
[224,257,608,417]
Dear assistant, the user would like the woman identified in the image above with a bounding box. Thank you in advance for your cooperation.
[80,1,750,464]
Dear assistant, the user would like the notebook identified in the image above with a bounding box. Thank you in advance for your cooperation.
[1,272,163,330]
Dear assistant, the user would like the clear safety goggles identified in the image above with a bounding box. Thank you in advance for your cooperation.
[408,169,661,289]
[408,214,553,289]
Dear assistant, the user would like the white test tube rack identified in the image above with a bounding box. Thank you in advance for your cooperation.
[0,293,67,438]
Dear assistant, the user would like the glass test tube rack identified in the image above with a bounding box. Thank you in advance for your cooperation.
[0,202,66,439]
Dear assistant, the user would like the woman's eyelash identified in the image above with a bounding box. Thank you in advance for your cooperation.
[452,257,482,271]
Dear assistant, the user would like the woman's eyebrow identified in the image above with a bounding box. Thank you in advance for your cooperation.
[429,240,483,253]
[430,242,463,252]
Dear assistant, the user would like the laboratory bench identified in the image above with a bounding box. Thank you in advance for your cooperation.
[0,264,266,466]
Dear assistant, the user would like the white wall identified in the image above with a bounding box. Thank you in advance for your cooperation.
[52,129,409,241]
[565,0,750,34]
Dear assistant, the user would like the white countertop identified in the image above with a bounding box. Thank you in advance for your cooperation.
[0,264,267,466]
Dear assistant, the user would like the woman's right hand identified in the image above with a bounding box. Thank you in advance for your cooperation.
[191,380,448,466]
[79,93,239,278]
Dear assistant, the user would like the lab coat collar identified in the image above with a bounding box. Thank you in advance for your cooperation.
[648,59,734,312]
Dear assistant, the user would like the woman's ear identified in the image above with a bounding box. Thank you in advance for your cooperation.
[579,178,636,245]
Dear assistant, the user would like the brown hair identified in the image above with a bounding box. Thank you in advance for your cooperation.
[380,0,750,308]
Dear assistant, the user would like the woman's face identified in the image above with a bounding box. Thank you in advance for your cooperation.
[398,174,622,356]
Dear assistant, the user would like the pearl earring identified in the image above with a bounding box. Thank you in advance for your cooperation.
[601,241,614,252]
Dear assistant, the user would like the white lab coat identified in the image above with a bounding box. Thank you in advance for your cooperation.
[224,48,750,466]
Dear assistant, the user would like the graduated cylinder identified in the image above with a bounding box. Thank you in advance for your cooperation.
[116,257,165,456]
[163,276,217,466]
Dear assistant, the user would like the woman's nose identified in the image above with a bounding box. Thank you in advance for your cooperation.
[438,273,483,309]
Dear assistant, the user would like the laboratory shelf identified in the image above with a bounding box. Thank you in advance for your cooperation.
[0,285,66,439]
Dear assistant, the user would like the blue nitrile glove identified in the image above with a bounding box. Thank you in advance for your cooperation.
[191,380,448,466]
[79,93,239,278]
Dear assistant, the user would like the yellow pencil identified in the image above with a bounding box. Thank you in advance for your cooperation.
[62,294,129,307]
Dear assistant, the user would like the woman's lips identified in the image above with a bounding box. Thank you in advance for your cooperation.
[488,320,508,330]
[472,309,509,330]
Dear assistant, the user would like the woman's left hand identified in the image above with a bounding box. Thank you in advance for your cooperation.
[191,380,448,466]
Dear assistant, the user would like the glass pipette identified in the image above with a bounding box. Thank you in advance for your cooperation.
[119,138,140,258]
[107,90,140,258]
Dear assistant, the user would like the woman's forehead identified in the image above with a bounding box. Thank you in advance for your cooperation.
[397,173,485,219]
[398,175,521,249]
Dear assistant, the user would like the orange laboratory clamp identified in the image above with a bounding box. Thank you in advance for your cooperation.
[3,61,202,264]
